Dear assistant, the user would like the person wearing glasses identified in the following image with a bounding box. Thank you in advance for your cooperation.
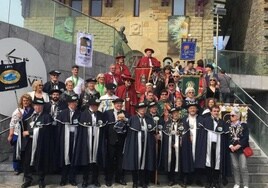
[167,78,183,105]
[172,72,182,93]
[206,77,220,102]
[28,80,49,103]
[228,109,249,188]
[43,70,65,94]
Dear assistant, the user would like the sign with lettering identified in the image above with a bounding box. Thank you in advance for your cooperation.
[0,38,47,116]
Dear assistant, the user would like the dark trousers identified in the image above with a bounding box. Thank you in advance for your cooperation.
[61,132,76,182]
[132,170,150,186]
[106,143,125,182]
[207,142,220,185]
[83,163,99,183]
[22,139,45,183]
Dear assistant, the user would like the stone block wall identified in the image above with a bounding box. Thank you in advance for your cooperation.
[23,0,214,64]
[0,21,114,84]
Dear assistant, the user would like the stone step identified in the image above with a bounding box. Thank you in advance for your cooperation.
[247,156,268,164]
[248,164,268,173]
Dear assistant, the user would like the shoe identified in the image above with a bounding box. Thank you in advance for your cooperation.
[39,181,46,188]
[196,180,203,187]
[133,183,138,188]
[21,181,32,188]
[94,181,101,187]
[14,170,22,175]
[244,186,248,188]
[168,181,176,186]
[59,180,66,186]
[115,179,127,185]
[213,182,220,188]
[69,180,77,186]
[106,181,112,187]
[82,181,88,188]
[233,184,240,188]
[142,185,148,188]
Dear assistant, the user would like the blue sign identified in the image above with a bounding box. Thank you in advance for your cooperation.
[180,41,196,60]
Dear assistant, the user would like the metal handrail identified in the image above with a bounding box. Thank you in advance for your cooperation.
[0,116,11,124]
[0,128,10,135]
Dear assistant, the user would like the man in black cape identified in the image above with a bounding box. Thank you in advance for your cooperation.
[122,102,156,188]
[104,98,129,186]
[160,107,185,186]
[199,105,231,188]
[181,101,206,187]
[55,94,80,186]
[21,98,53,188]
[74,98,106,188]
[43,70,65,94]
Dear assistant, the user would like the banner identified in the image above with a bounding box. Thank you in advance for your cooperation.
[180,39,196,60]
[135,67,152,94]
[181,75,200,97]
[0,61,28,92]
[219,104,248,123]
[75,32,93,68]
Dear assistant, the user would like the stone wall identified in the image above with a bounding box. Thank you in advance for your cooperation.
[23,0,214,64]
[0,21,114,83]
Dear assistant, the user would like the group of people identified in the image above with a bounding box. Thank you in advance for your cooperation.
[7,48,249,188]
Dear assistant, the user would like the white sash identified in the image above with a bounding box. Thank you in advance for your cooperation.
[30,127,40,166]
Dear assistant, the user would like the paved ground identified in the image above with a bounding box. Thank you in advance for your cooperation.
[0,183,202,188]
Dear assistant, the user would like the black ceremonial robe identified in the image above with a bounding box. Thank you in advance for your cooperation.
[22,112,54,173]
[181,115,205,173]
[73,110,106,168]
[122,115,156,171]
[201,117,231,178]
[55,108,80,168]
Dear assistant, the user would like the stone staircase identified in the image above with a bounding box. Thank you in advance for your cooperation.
[0,137,268,188]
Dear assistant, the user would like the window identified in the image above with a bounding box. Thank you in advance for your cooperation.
[134,0,140,17]
[172,0,185,16]
[71,0,82,17]
[91,0,102,17]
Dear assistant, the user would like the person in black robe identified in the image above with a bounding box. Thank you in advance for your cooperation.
[44,89,67,123]
[21,98,53,188]
[200,105,231,188]
[181,101,205,187]
[122,102,156,188]
[149,67,165,99]
[74,98,106,188]
[55,94,80,186]
[43,70,65,94]
[160,107,185,186]
[79,78,100,111]
[104,98,129,186]
[146,101,164,185]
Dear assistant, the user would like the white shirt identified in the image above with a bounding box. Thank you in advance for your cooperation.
[66,76,84,95]
[98,94,118,112]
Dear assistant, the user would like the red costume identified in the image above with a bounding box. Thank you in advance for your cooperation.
[115,63,131,76]
[115,84,138,116]
[136,56,161,68]
[104,72,123,86]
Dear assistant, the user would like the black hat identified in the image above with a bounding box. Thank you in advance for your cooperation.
[66,94,79,103]
[205,64,214,70]
[168,78,175,84]
[163,57,173,65]
[152,67,162,73]
[135,102,147,109]
[144,48,154,53]
[106,83,117,90]
[186,101,199,108]
[121,74,135,82]
[112,98,124,103]
[49,70,61,75]
[115,54,125,59]
[88,98,101,105]
[148,102,157,108]
[32,98,45,105]
[49,89,62,95]
[86,78,97,83]
[170,107,181,113]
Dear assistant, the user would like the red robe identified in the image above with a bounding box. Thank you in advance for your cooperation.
[115,84,138,116]
[115,63,131,76]
[136,56,161,68]
[104,72,123,86]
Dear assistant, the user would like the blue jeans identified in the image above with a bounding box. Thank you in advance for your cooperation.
[230,152,249,187]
